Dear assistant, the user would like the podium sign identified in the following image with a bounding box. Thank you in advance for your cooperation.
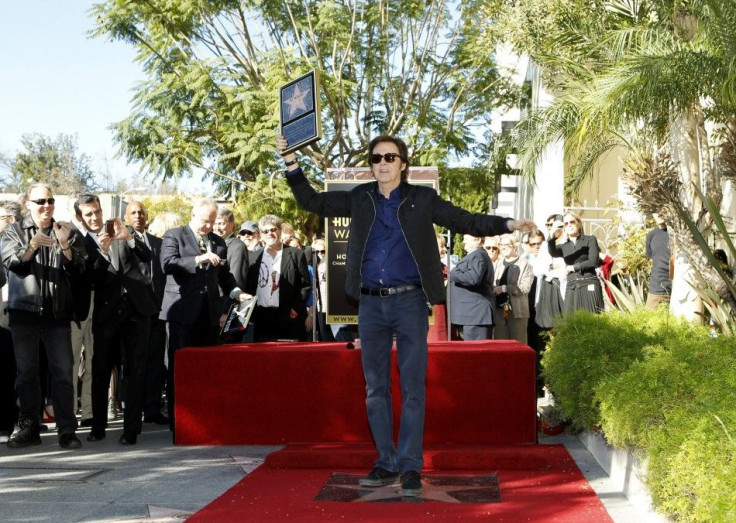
[280,71,321,154]
[324,167,439,324]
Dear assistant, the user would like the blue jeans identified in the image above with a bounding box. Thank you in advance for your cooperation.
[358,288,429,474]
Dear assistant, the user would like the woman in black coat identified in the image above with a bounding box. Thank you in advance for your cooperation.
[547,212,603,314]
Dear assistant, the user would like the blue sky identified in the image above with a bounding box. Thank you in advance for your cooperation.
[0,1,208,193]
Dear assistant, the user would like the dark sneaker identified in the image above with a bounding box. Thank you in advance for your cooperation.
[7,422,42,449]
[358,467,400,487]
[59,433,82,450]
[400,470,423,497]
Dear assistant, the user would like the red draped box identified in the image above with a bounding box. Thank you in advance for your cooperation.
[175,341,536,446]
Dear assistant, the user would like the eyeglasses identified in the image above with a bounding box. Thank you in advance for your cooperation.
[484,246,499,251]
[564,221,575,226]
[529,241,543,247]
[260,227,279,234]
[314,249,325,254]
[29,198,55,205]
[545,222,553,227]
[370,153,402,164]
[240,231,254,236]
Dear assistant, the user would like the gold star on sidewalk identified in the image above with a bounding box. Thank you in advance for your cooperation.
[314,473,502,503]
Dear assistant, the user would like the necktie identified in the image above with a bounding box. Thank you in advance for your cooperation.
[198,236,207,253]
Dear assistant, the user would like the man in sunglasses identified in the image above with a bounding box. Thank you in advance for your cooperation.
[276,134,535,497]
[1,184,87,450]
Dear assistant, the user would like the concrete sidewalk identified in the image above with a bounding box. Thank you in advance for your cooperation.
[0,420,663,522]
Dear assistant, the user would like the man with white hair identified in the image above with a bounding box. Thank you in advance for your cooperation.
[159,198,251,437]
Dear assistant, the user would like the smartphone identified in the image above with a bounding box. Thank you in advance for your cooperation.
[105,219,115,236]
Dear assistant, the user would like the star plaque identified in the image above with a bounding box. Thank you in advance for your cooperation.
[280,70,322,155]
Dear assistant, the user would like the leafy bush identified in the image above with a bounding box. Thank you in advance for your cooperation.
[542,307,676,431]
[544,307,736,522]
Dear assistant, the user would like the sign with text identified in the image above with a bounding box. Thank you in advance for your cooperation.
[324,167,439,324]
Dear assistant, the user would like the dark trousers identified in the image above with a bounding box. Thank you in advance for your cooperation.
[91,301,150,436]
[0,324,19,433]
[144,318,167,418]
[9,312,77,435]
[253,305,305,341]
[166,300,218,433]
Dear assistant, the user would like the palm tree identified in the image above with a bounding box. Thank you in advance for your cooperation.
[509,0,736,320]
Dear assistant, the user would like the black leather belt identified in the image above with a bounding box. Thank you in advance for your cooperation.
[360,284,421,297]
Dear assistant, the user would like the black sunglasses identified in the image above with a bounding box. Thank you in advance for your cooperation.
[484,246,499,251]
[30,198,55,205]
[314,249,325,254]
[370,153,402,164]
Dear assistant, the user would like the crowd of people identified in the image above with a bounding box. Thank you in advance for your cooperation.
[0,188,624,450]
[442,212,611,396]
[1,133,680,501]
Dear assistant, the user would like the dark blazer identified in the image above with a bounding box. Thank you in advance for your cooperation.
[159,225,239,325]
[89,228,159,325]
[547,234,599,281]
[144,232,165,309]
[224,234,249,288]
[449,247,495,326]
[287,168,511,304]
[245,245,311,317]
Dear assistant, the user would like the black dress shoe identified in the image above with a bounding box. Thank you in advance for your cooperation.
[144,413,170,425]
[80,418,93,427]
[119,433,137,445]
[86,431,105,442]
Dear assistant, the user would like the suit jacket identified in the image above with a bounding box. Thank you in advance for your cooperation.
[449,247,495,326]
[142,232,165,309]
[159,225,239,325]
[224,234,249,288]
[88,227,159,325]
[547,233,599,280]
[245,245,311,317]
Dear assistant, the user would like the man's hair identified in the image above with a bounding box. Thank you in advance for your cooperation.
[23,183,53,203]
[191,197,218,215]
[217,207,235,223]
[258,214,283,230]
[74,194,101,216]
[368,135,410,182]
[0,200,22,222]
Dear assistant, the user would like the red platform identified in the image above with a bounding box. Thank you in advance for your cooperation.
[175,340,537,446]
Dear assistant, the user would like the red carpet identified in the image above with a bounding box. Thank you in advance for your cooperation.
[175,341,537,445]
[189,443,612,522]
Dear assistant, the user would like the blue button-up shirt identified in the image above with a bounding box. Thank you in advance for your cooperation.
[361,186,420,289]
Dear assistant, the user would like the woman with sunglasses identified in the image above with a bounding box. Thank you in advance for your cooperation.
[1,184,87,449]
[277,133,535,497]
[547,212,604,314]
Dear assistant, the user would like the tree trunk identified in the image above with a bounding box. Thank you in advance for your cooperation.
[668,108,706,322]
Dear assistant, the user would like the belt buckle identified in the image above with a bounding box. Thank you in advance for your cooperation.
[379,288,391,297]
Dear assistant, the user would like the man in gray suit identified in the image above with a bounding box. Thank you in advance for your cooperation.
[449,234,496,340]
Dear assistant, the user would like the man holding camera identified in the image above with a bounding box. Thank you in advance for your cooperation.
[75,194,158,445]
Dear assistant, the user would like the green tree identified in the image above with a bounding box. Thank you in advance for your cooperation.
[2,133,96,194]
[497,0,736,319]
[90,0,519,200]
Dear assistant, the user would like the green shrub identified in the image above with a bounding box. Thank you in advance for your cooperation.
[546,306,736,522]
[542,307,676,431]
